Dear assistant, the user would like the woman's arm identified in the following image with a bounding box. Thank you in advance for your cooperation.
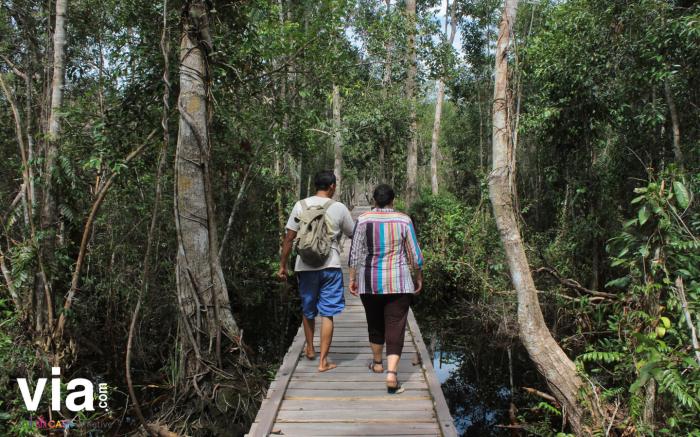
[348,220,365,295]
[404,218,424,270]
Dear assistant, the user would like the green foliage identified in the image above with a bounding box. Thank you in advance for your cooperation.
[410,192,506,308]
[578,168,700,433]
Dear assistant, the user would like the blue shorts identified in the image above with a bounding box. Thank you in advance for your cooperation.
[297,268,345,319]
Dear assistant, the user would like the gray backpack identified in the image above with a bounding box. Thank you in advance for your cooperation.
[294,199,336,267]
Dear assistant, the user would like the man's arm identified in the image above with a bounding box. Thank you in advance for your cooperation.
[341,206,354,237]
[277,229,297,281]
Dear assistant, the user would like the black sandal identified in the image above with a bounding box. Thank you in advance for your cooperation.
[386,370,404,394]
[368,360,384,373]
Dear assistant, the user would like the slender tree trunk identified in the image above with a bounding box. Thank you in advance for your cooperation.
[663,80,683,170]
[174,1,241,390]
[379,0,392,180]
[405,0,418,207]
[0,75,33,231]
[488,1,600,434]
[333,84,343,199]
[430,1,457,195]
[431,80,445,196]
[37,0,69,333]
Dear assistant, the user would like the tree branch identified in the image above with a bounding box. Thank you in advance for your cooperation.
[535,266,617,300]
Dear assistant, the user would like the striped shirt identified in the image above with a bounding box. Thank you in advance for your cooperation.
[348,208,424,294]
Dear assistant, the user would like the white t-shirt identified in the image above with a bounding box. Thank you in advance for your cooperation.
[285,196,354,271]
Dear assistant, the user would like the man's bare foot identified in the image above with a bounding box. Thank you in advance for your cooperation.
[305,345,316,360]
[318,362,337,372]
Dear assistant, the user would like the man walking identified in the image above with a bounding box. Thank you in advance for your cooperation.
[277,170,354,372]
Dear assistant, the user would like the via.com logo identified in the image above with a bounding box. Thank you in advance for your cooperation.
[17,367,109,412]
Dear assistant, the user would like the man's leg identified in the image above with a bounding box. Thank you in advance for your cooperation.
[298,271,321,359]
[318,316,336,372]
[302,317,315,359]
[317,268,345,372]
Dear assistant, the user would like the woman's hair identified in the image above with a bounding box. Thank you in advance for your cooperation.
[373,184,395,208]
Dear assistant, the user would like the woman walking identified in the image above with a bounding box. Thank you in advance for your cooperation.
[348,184,424,393]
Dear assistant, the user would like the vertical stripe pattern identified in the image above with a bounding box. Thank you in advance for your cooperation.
[349,208,424,294]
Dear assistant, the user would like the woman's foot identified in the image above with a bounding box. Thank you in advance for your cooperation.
[369,360,384,373]
[386,370,404,394]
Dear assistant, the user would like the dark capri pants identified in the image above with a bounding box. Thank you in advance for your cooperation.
[360,293,413,356]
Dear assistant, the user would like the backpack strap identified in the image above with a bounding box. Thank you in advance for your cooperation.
[321,199,335,211]
[300,199,309,211]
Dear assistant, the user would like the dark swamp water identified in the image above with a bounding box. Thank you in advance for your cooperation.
[415,308,551,436]
[240,280,554,437]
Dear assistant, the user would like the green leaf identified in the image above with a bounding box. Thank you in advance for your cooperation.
[638,205,650,225]
[673,181,690,209]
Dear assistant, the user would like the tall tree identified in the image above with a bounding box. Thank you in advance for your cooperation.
[404,0,418,207]
[379,0,393,179]
[333,84,343,198]
[488,0,602,434]
[174,0,241,390]
[36,0,69,333]
[430,0,458,195]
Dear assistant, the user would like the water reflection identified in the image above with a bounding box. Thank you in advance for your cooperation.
[421,319,549,436]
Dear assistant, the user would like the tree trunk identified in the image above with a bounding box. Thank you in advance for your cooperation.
[431,80,445,196]
[488,1,600,434]
[430,0,457,195]
[36,0,69,333]
[174,1,241,389]
[405,0,418,207]
[379,0,392,180]
[663,80,683,169]
[333,84,343,199]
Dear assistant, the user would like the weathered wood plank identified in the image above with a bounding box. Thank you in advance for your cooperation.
[294,359,421,370]
[287,380,427,390]
[407,309,457,437]
[268,422,440,435]
[284,389,430,398]
[276,409,435,422]
[291,373,425,382]
[248,324,305,437]
[279,399,434,411]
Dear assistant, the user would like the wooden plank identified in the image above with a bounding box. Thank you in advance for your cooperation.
[291,373,425,382]
[294,359,420,370]
[284,389,429,398]
[248,324,305,437]
[276,410,434,422]
[272,434,435,437]
[268,422,440,436]
[279,399,434,411]
[407,309,457,437]
[284,395,432,402]
[287,381,427,391]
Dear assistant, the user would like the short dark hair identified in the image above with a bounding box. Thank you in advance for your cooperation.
[314,170,336,191]
[373,184,395,207]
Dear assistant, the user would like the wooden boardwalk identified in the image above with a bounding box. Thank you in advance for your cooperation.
[248,207,456,437]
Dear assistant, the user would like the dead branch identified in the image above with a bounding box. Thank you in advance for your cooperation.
[535,266,617,300]
[522,386,559,406]
[54,128,158,341]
